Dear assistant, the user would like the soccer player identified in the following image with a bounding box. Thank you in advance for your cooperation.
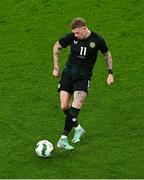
[53,17,114,150]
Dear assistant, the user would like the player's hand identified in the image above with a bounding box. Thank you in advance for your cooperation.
[107,74,114,85]
[53,67,60,78]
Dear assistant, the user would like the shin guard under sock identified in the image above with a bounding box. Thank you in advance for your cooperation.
[63,107,80,135]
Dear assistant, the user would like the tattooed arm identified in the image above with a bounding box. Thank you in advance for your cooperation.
[103,51,114,85]
[53,41,62,78]
[104,51,112,70]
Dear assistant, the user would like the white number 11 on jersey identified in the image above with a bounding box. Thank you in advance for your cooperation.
[80,47,87,56]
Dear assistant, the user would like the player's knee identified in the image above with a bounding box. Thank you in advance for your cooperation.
[60,104,69,112]
[72,100,84,109]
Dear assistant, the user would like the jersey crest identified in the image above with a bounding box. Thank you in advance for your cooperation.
[89,42,96,48]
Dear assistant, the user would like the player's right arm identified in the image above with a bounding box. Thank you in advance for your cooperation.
[53,33,74,77]
[53,41,62,78]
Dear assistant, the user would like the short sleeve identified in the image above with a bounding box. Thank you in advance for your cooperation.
[58,33,74,48]
[98,35,109,54]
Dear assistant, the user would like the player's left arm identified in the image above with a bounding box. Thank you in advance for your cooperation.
[103,51,114,85]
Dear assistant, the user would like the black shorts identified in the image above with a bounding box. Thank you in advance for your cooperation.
[58,69,90,94]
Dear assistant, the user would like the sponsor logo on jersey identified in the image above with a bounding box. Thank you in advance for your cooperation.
[89,42,96,48]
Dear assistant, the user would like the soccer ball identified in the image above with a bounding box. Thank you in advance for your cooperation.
[35,140,53,157]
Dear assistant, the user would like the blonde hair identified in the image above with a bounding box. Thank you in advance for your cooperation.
[70,17,87,29]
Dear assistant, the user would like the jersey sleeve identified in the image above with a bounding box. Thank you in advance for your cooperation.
[98,35,109,54]
[58,33,74,48]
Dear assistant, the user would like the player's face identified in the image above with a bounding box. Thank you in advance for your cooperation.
[72,27,87,39]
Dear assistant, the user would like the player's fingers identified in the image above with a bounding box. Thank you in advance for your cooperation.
[54,73,60,78]
[107,77,113,85]
[53,70,60,78]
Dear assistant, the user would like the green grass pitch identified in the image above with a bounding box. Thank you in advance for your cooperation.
[0,0,144,178]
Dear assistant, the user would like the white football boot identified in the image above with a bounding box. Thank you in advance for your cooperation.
[72,125,85,143]
[57,136,74,150]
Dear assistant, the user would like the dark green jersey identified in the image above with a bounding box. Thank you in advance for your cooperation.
[59,31,108,80]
